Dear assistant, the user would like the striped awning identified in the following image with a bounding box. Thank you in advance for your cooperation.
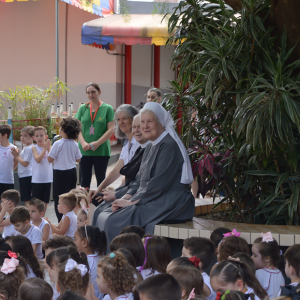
[82,14,173,47]
[61,0,113,17]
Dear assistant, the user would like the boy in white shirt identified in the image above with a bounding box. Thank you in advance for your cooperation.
[45,192,77,240]
[10,206,43,260]
[0,124,17,195]
[11,126,35,207]
[31,126,53,213]
[0,189,20,238]
[28,198,52,248]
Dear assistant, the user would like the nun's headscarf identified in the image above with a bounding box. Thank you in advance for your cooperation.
[142,102,193,185]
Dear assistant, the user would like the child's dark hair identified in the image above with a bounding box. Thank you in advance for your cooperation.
[0,238,12,252]
[168,266,204,298]
[0,124,12,139]
[136,273,181,300]
[221,290,255,300]
[110,233,145,267]
[183,237,215,269]
[211,260,268,300]
[57,290,86,300]
[170,256,199,270]
[98,251,136,295]
[57,256,90,296]
[10,206,30,224]
[5,235,44,279]
[0,251,25,300]
[1,189,20,207]
[142,234,171,274]
[77,225,107,256]
[117,248,137,268]
[18,277,53,300]
[253,236,284,271]
[44,236,75,250]
[60,192,77,211]
[218,236,250,262]
[210,227,231,248]
[29,198,45,212]
[59,117,81,140]
[120,225,145,239]
[232,252,256,275]
[284,244,300,277]
[46,245,88,269]
[21,125,35,137]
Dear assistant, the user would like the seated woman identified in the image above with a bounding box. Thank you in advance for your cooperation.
[91,114,150,225]
[95,102,195,247]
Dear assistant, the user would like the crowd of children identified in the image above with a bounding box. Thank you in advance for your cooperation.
[1,123,300,300]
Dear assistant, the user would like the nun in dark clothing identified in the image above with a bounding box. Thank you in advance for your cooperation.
[91,115,150,226]
[95,102,195,247]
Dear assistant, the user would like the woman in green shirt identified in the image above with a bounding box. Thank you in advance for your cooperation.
[75,82,115,205]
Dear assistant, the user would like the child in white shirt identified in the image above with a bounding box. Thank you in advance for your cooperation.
[28,198,52,248]
[252,232,285,299]
[45,192,77,240]
[31,126,53,213]
[11,126,35,207]
[0,124,17,195]
[48,117,82,222]
[0,189,20,238]
[10,206,43,260]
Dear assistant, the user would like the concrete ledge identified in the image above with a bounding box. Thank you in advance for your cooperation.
[154,217,300,246]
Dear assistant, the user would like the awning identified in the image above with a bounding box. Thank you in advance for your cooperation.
[61,0,113,17]
[81,14,173,46]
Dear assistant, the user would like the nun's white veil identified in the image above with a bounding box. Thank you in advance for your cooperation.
[142,102,193,185]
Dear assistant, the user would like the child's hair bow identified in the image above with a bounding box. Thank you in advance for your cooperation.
[1,257,19,274]
[7,251,17,259]
[188,256,200,268]
[188,288,195,300]
[261,232,274,243]
[80,203,88,215]
[65,259,88,277]
[223,229,241,238]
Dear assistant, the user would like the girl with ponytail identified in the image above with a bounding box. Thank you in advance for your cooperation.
[210,260,268,300]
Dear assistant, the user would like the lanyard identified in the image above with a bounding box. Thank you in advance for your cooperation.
[90,100,102,125]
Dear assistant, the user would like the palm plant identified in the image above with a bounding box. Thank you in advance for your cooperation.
[164,0,300,224]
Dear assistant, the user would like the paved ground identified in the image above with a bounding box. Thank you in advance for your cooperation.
[45,161,123,225]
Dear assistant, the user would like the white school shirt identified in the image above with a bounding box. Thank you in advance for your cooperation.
[88,254,102,300]
[202,272,216,300]
[49,138,82,170]
[0,144,16,184]
[119,137,140,165]
[255,268,285,299]
[103,294,134,300]
[52,283,60,300]
[26,265,37,279]
[19,225,43,260]
[62,211,77,239]
[245,287,260,300]
[18,144,33,178]
[136,267,160,280]
[2,216,17,238]
[31,145,53,183]
[31,218,52,240]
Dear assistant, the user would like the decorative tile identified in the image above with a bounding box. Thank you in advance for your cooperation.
[200,230,211,239]
[160,225,169,238]
[179,228,189,240]
[188,229,200,238]
[169,227,179,239]
[154,225,160,236]
[240,232,250,244]
[280,234,294,246]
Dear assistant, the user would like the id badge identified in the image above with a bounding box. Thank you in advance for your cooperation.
[89,126,95,135]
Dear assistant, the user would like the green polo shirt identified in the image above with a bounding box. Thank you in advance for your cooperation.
[75,103,115,157]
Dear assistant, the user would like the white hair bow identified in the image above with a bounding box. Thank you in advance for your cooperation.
[65,259,88,277]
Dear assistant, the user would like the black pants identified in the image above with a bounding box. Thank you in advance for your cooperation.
[53,168,77,222]
[80,156,110,206]
[0,183,14,197]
